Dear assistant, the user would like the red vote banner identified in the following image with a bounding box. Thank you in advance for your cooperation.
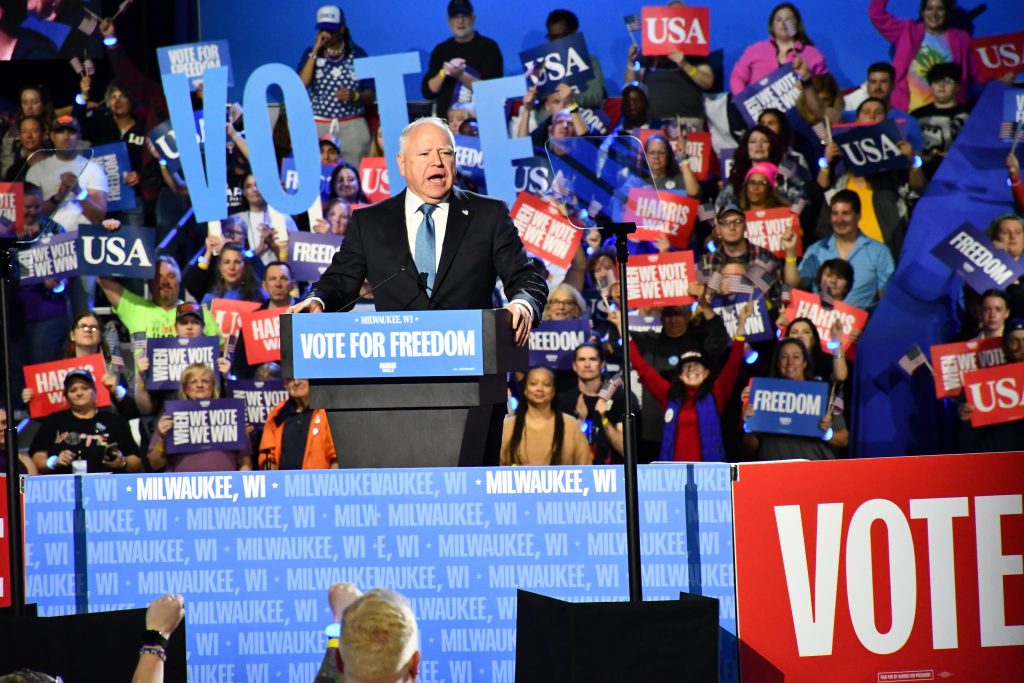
[683,131,712,181]
[641,6,710,57]
[624,187,699,248]
[971,32,1024,83]
[784,290,868,359]
[929,337,1004,399]
[23,354,112,419]
[625,251,697,307]
[210,298,261,344]
[359,156,390,203]
[962,362,1024,427]
[733,452,1024,682]
[510,191,580,270]
[241,308,283,364]
[0,182,24,236]
[745,207,802,258]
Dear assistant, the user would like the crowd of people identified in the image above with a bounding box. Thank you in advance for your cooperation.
[2,0,1023,474]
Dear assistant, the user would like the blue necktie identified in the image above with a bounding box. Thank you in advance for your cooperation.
[415,203,438,293]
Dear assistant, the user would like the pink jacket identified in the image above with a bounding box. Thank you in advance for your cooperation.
[729,38,829,95]
[868,0,974,111]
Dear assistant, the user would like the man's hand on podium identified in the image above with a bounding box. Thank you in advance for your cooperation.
[506,301,532,347]
[287,298,324,314]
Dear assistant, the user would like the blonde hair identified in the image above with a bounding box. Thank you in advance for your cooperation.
[178,363,219,400]
[339,589,419,680]
[541,282,585,320]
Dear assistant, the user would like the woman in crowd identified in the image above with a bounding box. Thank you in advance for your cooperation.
[645,134,698,196]
[758,108,814,173]
[185,242,267,307]
[328,161,369,206]
[313,197,352,236]
[719,127,781,207]
[730,3,828,95]
[868,0,974,112]
[258,377,338,470]
[147,363,253,472]
[542,282,587,321]
[624,41,714,127]
[31,369,141,474]
[2,114,46,181]
[987,213,1024,319]
[783,317,849,382]
[501,366,591,466]
[232,174,298,265]
[737,162,790,212]
[743,337,848,459]
[1,85,54,175]
[956,319,1024,452]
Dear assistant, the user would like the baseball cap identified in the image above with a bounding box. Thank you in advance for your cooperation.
[176,302,204,324]
[448,0,474,17]
[63,368,96,392]
[52,115,80,133]
[316,5,344,31]
[677,350,710,368]
[621,80,649,98]
[319,133,341,152]
[1006,319,1024,335]
[717,202,744,221]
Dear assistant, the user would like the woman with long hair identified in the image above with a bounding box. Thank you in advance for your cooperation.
[729,3,829,95]
[328,161,369,205]
[198,243,267,306]
[501,366,591,466]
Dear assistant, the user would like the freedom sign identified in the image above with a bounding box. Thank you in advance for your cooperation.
[210,298,262,342]
[624,187,698,248]
[528,318,590,370]
[16,232,76,284]
[511,191,580,270]
[454,134,486,193]
[745,207,800,258]
[732,452,1024,682]
[930,337,1005,399]
[962,362,1024,427]
[834,119,908,176]
[23,354,111,419]
[157,40,233,91]
[520,33,594,97]
[745,377,830,437]
[289,231,342,282]
[784,289,868,358]
[359,156,390,203]
[640,5,710,57]
[288,310,485,379]
[164,398,246,454]
[711,295,773,342]
[0,182,23,237]
[625,251,697,308]
[241,307,283,364]
[282,157,336,203]
[735,65,802,127]
[91,142,137,212]
[972,32,1024,82]
[227,378,288,426]
[146,336,220,391]
[931,222,1024,294]
[75,224,156,279]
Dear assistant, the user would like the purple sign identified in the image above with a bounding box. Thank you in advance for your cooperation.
[17,232,77,284]
[227,378,288,426]
[146,336,220,390]
[931,221,1024,294]
[628,314,662,334]
[718,147,736,181]
[528,318,590,370]
[711,295,774,342]
[834,119,907,176]
[288,231,343,282]
[164,398,246,454]
[91,142,137,212]
[454,134,486,193]
[735,65,801,127]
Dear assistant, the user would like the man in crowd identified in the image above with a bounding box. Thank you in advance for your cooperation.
[421,0,503,117]
[26,114,107,230]
[784,190,895,311]
[911,62,970,179]
[544,9,605,109]
[701,204,780,275]
[229,261,296,377]
[844,62,923,151]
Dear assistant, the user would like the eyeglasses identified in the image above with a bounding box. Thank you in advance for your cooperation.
[717,218,744,228]
[75,324,99,331]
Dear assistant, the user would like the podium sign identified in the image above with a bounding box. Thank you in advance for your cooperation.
[289,311,485,379]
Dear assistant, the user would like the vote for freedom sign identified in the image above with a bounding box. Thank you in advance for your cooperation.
[930,337,1005,399]
[623,187,699,249]
[288,231,342,282]
[146,336,220,391]
[91,142,136,212]
[931,222,1024,295]
[529,318,590,370]
[640,5,710,57]
[164,398,246,454]
[157,40,233,91]
[23,354,111,419]
[625,251,697,308]
[511,191,580,270]
[745,377,830,437]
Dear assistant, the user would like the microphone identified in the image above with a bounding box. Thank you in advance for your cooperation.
[336,255,415,311]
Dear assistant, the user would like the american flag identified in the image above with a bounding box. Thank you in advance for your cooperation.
[791,196,808,215]
[623,14,641,32]
[598,373,624,401]
[225,334,240,362]
[747,262,773,292]
[999,121,1015,140]
[783,17,798,39]
[897,344,927,376]
[725,275,754,295]
[84,58,95,76]
[69,57,84,75]
[811,121,829,143]
[705,271,723,293]
[830,395,845,415]
[130,331,147,358]
[819,288,834,308]
[104,322,125,370]
[697,203,717,224]
[777,159,798,180]
[780,284,792,305]
[78,16,98,35]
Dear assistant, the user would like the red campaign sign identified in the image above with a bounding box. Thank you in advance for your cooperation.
[0,475,9,608]
[359,156,389,203]
[0,182,24,236]
[929,337,1004,399]
[510,191,580,270]
[733,452,1024,682]
[22,353,112,419]
[745,207,802,258]
[625,251,697,308]
[623,187,698,248]
[241,308,283,364]
[784,289,868,359]
[640,6,710,57]
[683,131,712,181]
[962,362,1024,428]
[971,32,1024,83]
[210,298,261,343]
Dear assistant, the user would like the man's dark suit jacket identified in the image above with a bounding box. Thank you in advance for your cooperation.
[307,187,548,317]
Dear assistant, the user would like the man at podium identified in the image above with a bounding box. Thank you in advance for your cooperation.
[288,116,547,346]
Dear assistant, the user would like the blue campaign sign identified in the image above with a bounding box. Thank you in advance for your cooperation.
[746,377,829,437]
[147,121,181,174]
[146,336,220,390]
[735,65,801,127]
[528,318,590,369]
[628,314,662,334]
[711,295,774,342]
[16,232,77,284]
[75,224,156,279]
[281,156,335,202]
[520,33,595,97]
[454,134,486,193]
[90,142,137,212]
[1005,90,1024,125]
[290,310,485,379]
[24,463,740,683]
[157,40,234,91]
[834,119,907,176]
[930,221,1024,294]
[227,378,288,426]
[288,231,343,282]
[164,398,247,454]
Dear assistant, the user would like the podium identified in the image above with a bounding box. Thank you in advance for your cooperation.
[281,309,527,468]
